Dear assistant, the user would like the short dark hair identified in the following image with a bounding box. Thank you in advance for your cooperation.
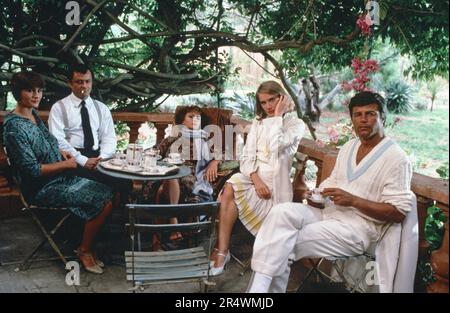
[174,105,206,126]
[68,63,94,81]
[349,91,386,122]
[10,71,45,101]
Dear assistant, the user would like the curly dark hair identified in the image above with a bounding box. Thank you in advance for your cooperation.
[174,105,208,127]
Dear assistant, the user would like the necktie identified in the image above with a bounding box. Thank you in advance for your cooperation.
[80,100,94,150]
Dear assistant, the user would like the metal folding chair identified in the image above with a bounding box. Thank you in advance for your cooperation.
[16,193,71,270]
[296,224,392,293]
[3,147,71,270]
[125,201,219,292]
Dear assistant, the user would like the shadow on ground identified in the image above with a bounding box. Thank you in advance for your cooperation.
[0,210,347,293]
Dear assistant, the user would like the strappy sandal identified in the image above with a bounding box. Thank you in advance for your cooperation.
[91,251,104,268]
[209,250,230,276]
[75,249,103,274]
[210,248,220,266]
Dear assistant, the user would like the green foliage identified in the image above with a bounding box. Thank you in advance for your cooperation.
[418,203,447,285]
[384,107,448,178]
[232,0,450,79]
[418,258,437,284]
[412,96,430,111]
[1,0,448,112]
[425,205,447,251]
[226,92,256,121]
[385,80,414,113]
[436,162,449,180]
[115,122,130,152]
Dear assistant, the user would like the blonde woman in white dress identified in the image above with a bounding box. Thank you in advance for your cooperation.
[210,81,305,276]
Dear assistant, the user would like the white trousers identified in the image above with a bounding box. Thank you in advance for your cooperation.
[251,202,378,292]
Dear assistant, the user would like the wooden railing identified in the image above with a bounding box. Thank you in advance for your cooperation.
[0,110,448,292]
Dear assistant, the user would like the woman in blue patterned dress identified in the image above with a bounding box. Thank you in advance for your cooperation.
[3,71,114,274]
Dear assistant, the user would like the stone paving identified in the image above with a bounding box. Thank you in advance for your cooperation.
[0,212,318,293]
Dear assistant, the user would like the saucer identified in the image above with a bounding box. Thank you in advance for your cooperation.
[306,196,326,209]
[163,158,184,165]
[143,167,160,174]
[308,196,325,204]
[110,159,125,167]
[125,165,142,172]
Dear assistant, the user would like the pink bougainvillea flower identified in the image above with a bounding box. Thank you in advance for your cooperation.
[341,81,353,92]
[344,58,381,92]
[327,127,340,144]
[364,59,381,72]
[351,57,362,73]
[357,14,371,36]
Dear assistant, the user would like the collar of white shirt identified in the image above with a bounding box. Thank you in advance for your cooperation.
[69,92,93,108]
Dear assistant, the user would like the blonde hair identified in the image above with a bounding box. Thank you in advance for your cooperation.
[255,81,287,120]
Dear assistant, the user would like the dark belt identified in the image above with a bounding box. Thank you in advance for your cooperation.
[75,148,100,158]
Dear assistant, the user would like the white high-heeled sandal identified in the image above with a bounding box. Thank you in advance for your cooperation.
[209,250,230,276]
[209,248,219,267]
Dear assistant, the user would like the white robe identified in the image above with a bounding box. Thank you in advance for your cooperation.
[229,113,305,235]
[319,137,416,292]
[240,112,305,204]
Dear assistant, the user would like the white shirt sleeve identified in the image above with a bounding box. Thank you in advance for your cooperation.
[98,104,117,159]
[380,159,414,215]
[48,102,88,166]
[263,115,305,157]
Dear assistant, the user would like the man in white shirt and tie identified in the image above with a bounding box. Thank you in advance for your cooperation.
[49,64,131,199]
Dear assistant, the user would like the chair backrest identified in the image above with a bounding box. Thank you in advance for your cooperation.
[2,146,60,210]
[2,146,29,207]
[126,201,220,236]
[317,153,337,186]
[173,106,233,156]
[125,201,220,290]
[336,196,418,293]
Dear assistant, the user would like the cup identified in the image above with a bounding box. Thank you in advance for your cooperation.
[311,189,324,202]
[168,152,181,162]
[149,147,160,159]
[112,151,126,166]
[143,150,157,169]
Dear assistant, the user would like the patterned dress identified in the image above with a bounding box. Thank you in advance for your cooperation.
[3,109,113,220]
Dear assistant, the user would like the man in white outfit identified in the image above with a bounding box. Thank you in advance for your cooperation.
[247,91,414,293]
[49,64,131,199]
